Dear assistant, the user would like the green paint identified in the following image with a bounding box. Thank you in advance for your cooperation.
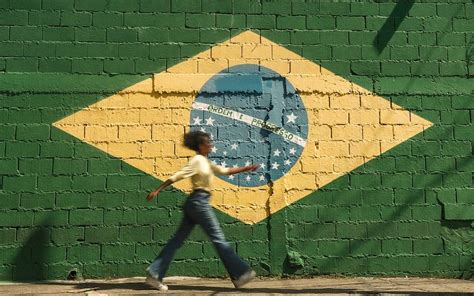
[0,1,472,281]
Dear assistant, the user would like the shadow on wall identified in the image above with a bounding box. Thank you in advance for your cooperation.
[11,215,78,281]
[12,217,52,281]
[373,0,415,53]
[467,36,474,77]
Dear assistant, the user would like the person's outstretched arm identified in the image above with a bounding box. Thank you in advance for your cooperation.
[146,179,174,201]
[147,159,197,201]
[211,162,258,176]
[226,164,258,175]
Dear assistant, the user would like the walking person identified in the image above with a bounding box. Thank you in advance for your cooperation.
[145,131,257,291]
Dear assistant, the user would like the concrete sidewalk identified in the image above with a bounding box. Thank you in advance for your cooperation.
[0,276,473,295]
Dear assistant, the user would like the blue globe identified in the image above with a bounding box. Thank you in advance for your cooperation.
[189,64,308,187]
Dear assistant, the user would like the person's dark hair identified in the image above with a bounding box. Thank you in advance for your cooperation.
[184,131,210,152]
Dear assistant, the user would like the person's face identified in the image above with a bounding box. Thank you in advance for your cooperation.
[198,137,212,155]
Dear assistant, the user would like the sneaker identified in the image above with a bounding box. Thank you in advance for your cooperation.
[232,269,256,289]
[146,276,168,291]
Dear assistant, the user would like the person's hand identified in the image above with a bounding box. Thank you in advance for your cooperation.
[246,165,258,172]
[146,189,160,202]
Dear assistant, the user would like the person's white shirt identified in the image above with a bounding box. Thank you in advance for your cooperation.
[169,155,229,192]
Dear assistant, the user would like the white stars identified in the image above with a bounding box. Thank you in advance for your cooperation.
[205,116,215,126]
[289,147,296,155]
[200,127,206,132]
[271,162,280,170]
[273,149,281,157]
[259,163,266,169]
[245,175,251,182]
[231,143,238,150]
[232,164,238,168]
[228,175,235,180]
[221,161,227,167]
[244,160,251,166]
[223,151,227,156]
[286,112,298,124]
[284,159,291,166]
[192,116,202,125]
[211,146,217,153]
[259,175,266,181]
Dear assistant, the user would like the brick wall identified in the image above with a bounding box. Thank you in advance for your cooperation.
[0,0,473,280]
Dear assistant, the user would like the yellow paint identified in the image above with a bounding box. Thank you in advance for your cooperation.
[271,44,302,60]
[53,30,433,225]
[168,60,198,74]
[118,125,152,141]
[198,59,228,73]
[301,157,333,173]
[350,141,381,157]
[153,73,214,93]
[211,44,242,59]
[318,141,350,157]
[380,110,411,124]
[290,60,321,75]
[228,58,260,69]
[332,125,363,140]
[363,125,394,141]
[119,78,153,94]
[260,60,290,74]
[394,125,427,140]
[85,126,119,142]
[107,142,141,158]
[142,141,175,158]
[349,110,379,124]
[318,110,349,124]
[330,94,361,109]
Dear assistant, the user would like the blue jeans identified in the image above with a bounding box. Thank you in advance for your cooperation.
[148,190,250,280]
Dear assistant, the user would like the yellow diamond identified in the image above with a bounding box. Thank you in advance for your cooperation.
[53,30,433,224]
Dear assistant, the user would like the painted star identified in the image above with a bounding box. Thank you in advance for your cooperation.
[259,175,266,181]
[245,175,251,181]
[231,143,238,150]
[260,163,266,169]
[245,160,251,166]
[211,147,217,153]
[200,127,206,132]
[232,164,238,168]
[286,112,298,124]
[228,175,235,180]
[284,159,291,166]
[223,151,227,156]
[271,162,280,170]
[221,161,227,167]
[273,149,281,157]
[206,117,215,126]
[192,116,202,125]
[289,148,296,155]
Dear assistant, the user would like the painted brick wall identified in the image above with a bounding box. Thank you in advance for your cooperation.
[0,0,473,280]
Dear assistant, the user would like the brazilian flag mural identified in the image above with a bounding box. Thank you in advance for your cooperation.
[0,0,472,280]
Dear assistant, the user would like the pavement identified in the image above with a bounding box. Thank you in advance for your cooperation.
[0,276,473,295]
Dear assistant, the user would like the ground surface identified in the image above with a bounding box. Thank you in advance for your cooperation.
[0,276,473,295]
